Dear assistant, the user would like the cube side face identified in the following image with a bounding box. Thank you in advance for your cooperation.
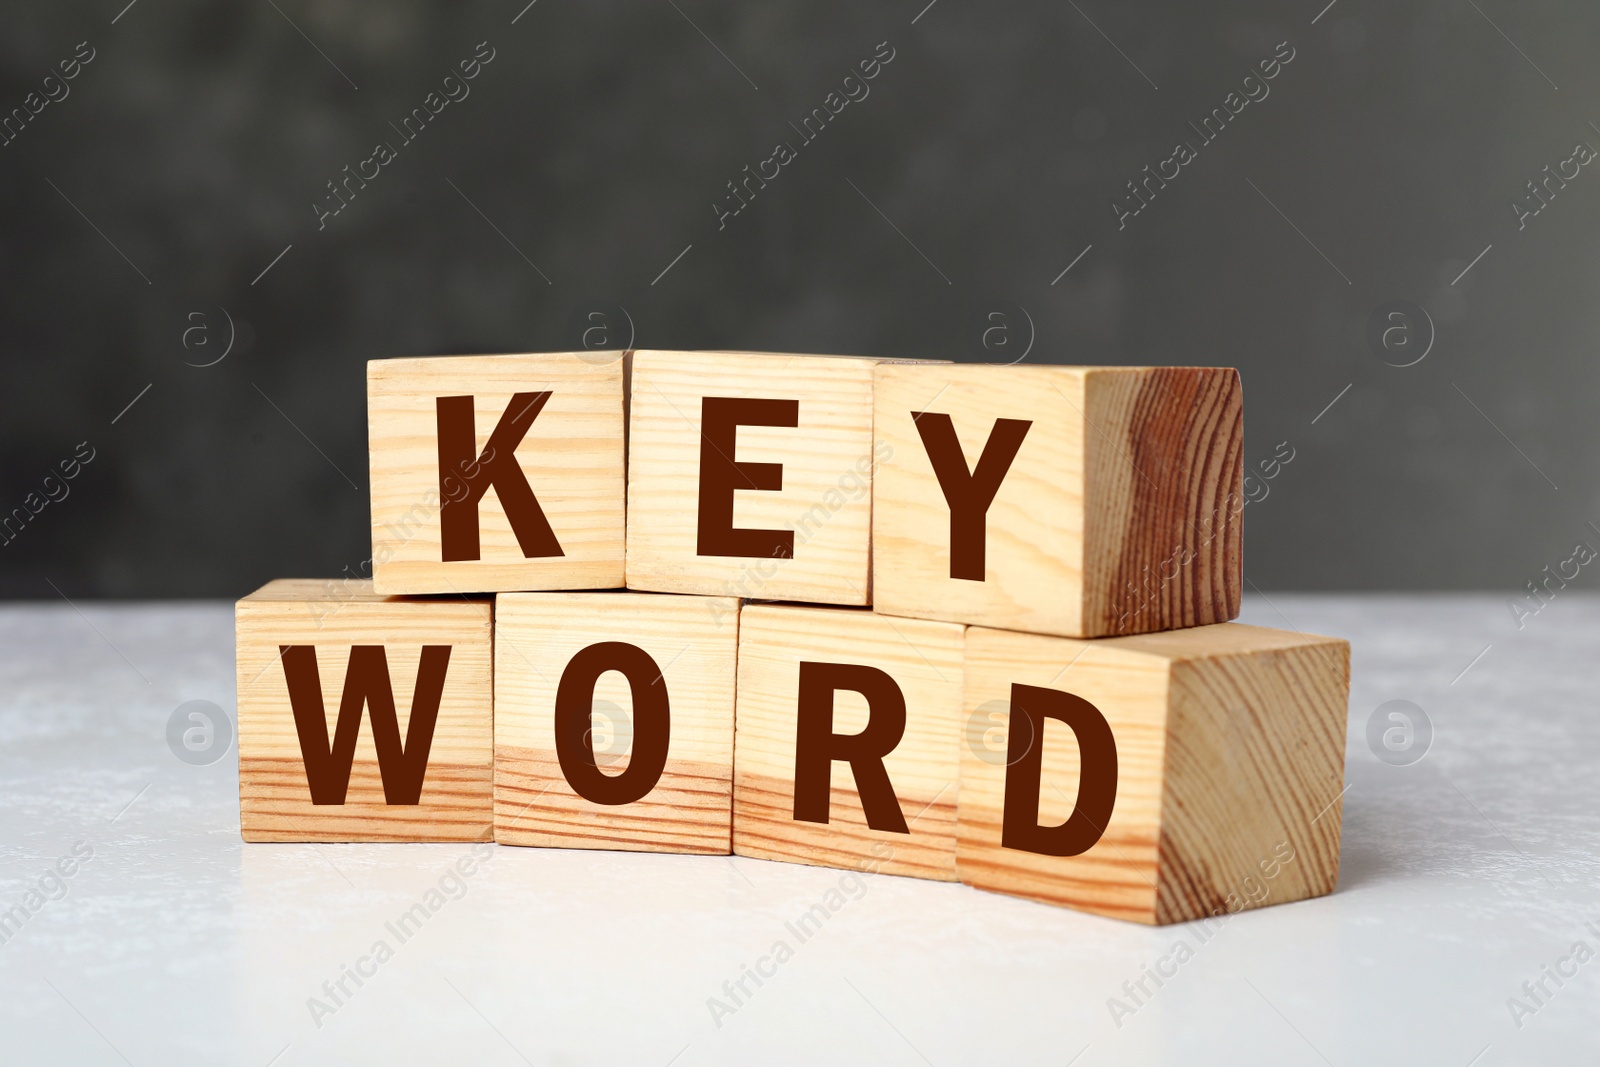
[956,627,1168,923]
[493,592,739,854]
[871,365,1089,636]
[235,592,494,842]
[733,606,965,880]
[1082,366,1243,636]
[1154,636,1350,925]
[625,351,877,606]
[368,353,626,595]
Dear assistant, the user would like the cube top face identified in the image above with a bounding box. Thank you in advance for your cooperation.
[957,623,1348,925]
[368,352,627,596]
[733,604,966,880]
[625,350,881,606]
[235,581,494,842]
[872,363,1243,638]
[494,591,739,854]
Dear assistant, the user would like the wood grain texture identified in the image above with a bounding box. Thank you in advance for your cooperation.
[956,623,1348,924]
[625,350,884,606]
[235,579,494,842]
[368,352,627,596]
[733,604,965,881]
[872,364,1242,638]
[493,591,738,854]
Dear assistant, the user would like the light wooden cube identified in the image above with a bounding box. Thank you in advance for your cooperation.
[625,350,890,606]
[236,579,493,842]
[873,364,1243,637]
[368,351,627,596]
[733,604,965,880]
[957,623,1349,924]
[494,591,739,854]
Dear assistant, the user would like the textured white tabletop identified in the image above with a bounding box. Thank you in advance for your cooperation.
[0,594,1595,1066]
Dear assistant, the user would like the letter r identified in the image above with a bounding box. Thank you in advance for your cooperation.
[792,662,909,833]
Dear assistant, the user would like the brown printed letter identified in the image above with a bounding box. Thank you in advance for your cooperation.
[793,661,910,833]
[554,642,671,806]
[436,392,564,562]
[911,412,1031,581]
[696,396,799,559]
[281,644,452,805]
[1001,683,1117,855]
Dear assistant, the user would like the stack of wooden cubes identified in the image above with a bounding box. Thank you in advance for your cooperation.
[236,350,1349,925]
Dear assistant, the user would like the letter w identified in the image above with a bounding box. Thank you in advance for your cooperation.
[280,645,452,805]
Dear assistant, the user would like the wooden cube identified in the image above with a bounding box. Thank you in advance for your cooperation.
[368,351,627,596]
[494,591,739,854]
[733,605,965,880]
[235,580,494,842]
[957,623,1349,924]
[625,350,888,606]
[873,364,1243,637]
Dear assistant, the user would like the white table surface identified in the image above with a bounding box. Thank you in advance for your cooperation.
[1,594,1595,1066]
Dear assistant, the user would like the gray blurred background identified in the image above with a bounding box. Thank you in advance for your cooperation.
[0,0,1591,599]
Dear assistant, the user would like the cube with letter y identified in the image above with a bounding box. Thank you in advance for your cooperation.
[493,591,740,854]
[957,622,1349,924]
[625,351,896,605]
[235,580,494,841]
[368,351,627,595]
[733,605,965,879]
[873,364,1243,637]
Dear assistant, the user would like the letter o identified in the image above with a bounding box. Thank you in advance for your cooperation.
[554,642,671,806]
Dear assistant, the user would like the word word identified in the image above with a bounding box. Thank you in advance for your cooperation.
[1112,41,1296,229]
[1511,139,1597,231]
[1,441,97,547]
[1506,921,1600,1030]
[315,42,497,230]
[706,844,889,1028]
[307,840,495,1027]
[1106,840,1296,1028]
[1,41,96,148]
[713,41,897,230]
[1509,530,1597,630]
[0,841,95,947]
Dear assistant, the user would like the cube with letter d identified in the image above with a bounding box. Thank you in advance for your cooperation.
[625,351,899,606]
[957,622,1349,924]
[873,364,1243,637]
[368,351,626,595]
[732,604,965,879]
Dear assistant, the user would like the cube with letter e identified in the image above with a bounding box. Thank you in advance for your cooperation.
[368,351,626,595]
[626,350,915,606]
